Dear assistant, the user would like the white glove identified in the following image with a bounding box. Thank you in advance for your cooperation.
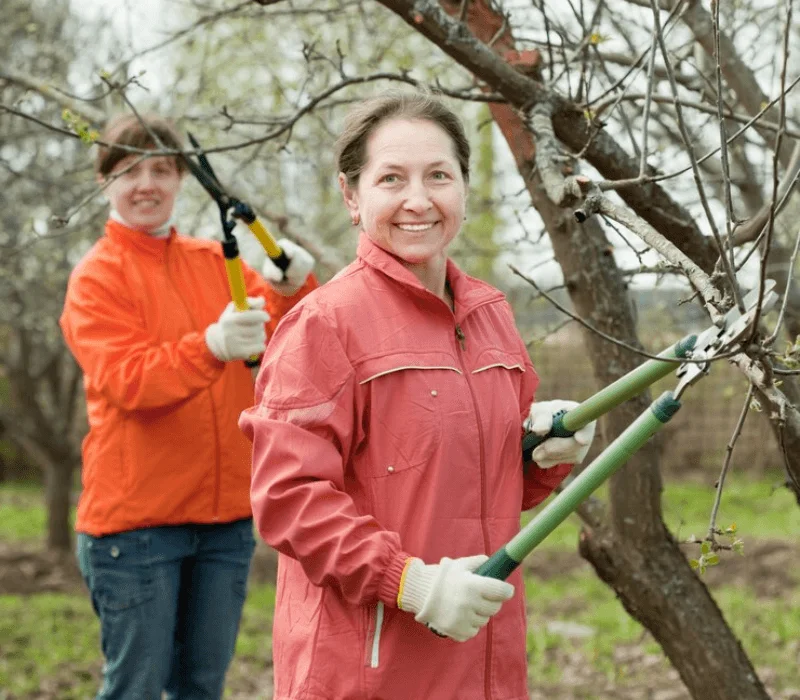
[205,297,270,362]
[261,238,315,295]
[524,399,596,468]
[398,555,515,642]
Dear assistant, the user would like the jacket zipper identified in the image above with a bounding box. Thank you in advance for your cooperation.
[455,324,466,350]
[452,321,494,700]
[165,245,222,519]
[367,601,384,669]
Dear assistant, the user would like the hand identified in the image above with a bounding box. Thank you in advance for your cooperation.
[261,238,315,295]
[398,555,514,643]
[205,297,270,362]
[524,399,596,468]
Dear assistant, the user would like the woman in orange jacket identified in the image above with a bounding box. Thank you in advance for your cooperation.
[60,113,318,700]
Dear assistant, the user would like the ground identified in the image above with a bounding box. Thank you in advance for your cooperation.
[2,538,799,700]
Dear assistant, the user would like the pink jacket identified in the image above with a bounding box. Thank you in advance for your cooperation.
[240,234,571,700]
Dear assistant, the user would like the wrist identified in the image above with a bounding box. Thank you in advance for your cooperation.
[269,280,304,297]
[398,558,436,614]
[377,550,415,607]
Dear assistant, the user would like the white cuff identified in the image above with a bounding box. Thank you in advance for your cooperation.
[399,558,436,614]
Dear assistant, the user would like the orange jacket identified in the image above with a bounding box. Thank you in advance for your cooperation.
[60,219,318,536]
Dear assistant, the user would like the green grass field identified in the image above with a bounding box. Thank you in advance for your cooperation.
[0,475,798,699]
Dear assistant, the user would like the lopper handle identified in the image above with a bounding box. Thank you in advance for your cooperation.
[522,334,696,462]
[232,203,290,274]
[222,240,261,368]
[480,391,683,579]
[246,220,290,272]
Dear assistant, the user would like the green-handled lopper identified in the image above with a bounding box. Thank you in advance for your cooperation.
[477,281,778,580]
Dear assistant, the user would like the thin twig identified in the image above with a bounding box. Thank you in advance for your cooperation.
[638,15,660,178]
[594,77,800,196]
[754,0,793,345]
[711,0,738,275]
[707,384,754,545]
[509,263,738,365]
[765,226,800,347]
[648,0,740,305]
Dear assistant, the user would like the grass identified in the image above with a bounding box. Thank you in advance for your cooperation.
[523,469,800,550]
[0,475,798,698]
[0,482,58,541]
[0,593,100,699]
[0,583,277,700]
[524,568,800,693]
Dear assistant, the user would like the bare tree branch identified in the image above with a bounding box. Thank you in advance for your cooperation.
[0,68,105,124]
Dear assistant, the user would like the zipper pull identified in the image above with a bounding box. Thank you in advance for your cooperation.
[455,325,466,350]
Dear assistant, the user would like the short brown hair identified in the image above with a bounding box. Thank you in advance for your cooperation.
[334,89,471,187]
[95,113,186,177]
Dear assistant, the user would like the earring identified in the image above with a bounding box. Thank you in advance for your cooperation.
[352,213,361,226]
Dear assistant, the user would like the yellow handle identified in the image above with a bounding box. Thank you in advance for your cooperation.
[224,257,249,311]
[246,219,282,258]
[223,257,260,367]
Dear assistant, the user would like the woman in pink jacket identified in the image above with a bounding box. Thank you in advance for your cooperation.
[239,90,596,700]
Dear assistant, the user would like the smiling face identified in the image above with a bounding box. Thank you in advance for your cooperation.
[101,154,183,234]
[339,118,467,284]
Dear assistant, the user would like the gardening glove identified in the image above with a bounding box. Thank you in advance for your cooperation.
[398,555,515,642]
[524,399,596,468]
[205,296,270,362]
[261,238,315,296]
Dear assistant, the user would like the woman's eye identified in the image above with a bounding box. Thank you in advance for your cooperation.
[431,171,447,180]
[381,174,398,184]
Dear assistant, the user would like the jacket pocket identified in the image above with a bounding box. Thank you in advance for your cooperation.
[364,601,385,669]
[356,353,457,475]
[471,347,526,375]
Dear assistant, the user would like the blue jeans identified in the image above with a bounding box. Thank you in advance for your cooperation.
[76,519,256,700]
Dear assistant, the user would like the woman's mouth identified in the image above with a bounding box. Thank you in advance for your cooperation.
[395,222,437,232]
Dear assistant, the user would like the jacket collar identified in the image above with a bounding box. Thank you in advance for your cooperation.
[355,232,505,318]
[104,218,178,260]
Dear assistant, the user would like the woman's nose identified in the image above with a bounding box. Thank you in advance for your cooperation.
[135,169,156,189]
[403,180,433,212]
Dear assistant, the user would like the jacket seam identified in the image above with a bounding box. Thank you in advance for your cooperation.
[359,365,462,384]
[472,363,524,374]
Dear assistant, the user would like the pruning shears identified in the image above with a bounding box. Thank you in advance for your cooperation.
[476,280,779,580]
[182,133,291,366]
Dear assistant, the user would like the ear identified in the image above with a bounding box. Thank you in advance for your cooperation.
[338,172,359,219]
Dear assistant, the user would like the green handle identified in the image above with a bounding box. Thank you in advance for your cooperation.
[522,334,695,462]
[480,391,682,579]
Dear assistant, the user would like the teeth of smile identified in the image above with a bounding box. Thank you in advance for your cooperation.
[397,223,434,231]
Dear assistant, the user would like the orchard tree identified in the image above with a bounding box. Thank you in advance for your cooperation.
[3,0,799,696]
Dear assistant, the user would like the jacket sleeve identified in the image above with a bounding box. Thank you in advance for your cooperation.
[59,263,225,412]
[240,304,412,608]
[518,339,573,511]
[241,262,319,338]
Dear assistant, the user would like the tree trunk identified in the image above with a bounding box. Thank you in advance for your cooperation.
[580,524,769,699]
[13,431,76,553]
[44,456,75,552]
[417,2,771,698]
